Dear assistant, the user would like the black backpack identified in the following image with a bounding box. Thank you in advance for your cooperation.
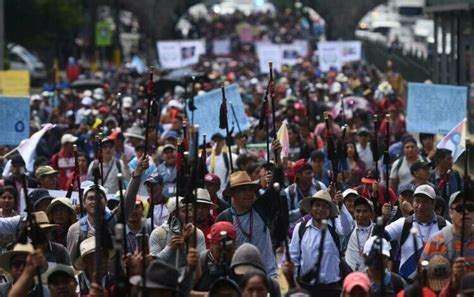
[296,217,352,278]
[399,215,447,246]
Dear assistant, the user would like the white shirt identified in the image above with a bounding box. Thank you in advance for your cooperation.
[356,143,374,171]
[289,219,341,284]
[345,222,374,272]
[385,214,451,279]
[206,152,237,196]
[390,156,423,187]
[152,203,169,227]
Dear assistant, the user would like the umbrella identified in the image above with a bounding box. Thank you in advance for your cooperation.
[70,79,103,92]
[164,67,208,83]
[330,96,372,120]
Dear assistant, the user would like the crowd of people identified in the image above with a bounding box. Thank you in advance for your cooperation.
[0,6,472,297]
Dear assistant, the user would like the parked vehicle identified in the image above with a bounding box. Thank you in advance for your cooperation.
[6,43,47,81]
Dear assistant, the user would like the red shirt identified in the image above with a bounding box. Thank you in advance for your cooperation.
[50,150,75,190]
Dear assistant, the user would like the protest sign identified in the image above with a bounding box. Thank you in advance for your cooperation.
[0,96,30,145]
[157,39,205,69]
[255,40,308,73]
[255,43,281,74]
[0,70,30,96]
[245,143,268,161]
[317,41,362,71]
[187,84,250,138]
[407,82,467,134]
[213,39,231,56]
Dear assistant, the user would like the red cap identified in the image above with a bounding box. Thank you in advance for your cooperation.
[98,106,110,114]
[108,130,122,141]
[293,159,309,174]
[204,173,221,186]
[207,222,236,243]
[343,272,370,293]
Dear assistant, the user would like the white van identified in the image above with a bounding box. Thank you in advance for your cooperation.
[7,43,47,80]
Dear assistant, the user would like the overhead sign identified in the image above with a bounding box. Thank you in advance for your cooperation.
[407,82,467,134]
[186,84,250,138]
[0,96,30,145]
[95,21,113,47]
[157,39,206,69]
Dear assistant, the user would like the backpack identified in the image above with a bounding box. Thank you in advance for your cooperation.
[296,217,352,278]
[288,182,322,211]
[399,215,447,247]
[217,206,270,234]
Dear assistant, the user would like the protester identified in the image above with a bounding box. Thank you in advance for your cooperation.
[46,197,77,247]
[431,148,463,201]
[50,134,78,190]
[193,188,216,247]
[341,272,371,297]
[422,191,474,266]
[389,137,424,191]
[144,173,169,228]
[36,165,59,190]
[385,184,450,280]
[363,236,406,296]
[0,244,49,297]
[0,185,18,217]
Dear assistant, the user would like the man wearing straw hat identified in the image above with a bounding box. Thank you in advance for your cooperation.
[289,190,344,297]
[216,139,282,278]
[0,243,49,296]
[194,188,217,247]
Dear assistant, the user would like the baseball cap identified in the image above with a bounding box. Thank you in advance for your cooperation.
[354,196,374,212]
[44,264,76,283]
[427,254,451,292]
[122,96,133,108]
[414,184,436,200]
[363,236,391,257]
[36,166,59,178]
[293,159,311,174]
[342,188,359,200]
[81,96,94,106]
[343,272,370,293]
[410,160,431,174]
[449,191,465,208]
[144,173,164,186]
[61,134,78,144]
[28,189,54,209]
[207,222,237,244]
[162,144,176,152]
[165,131,178,140]
[204,173,221,186]
[357,127,371,136]
[397,183,415,196]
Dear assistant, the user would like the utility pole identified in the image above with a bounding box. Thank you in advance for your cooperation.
[0,0,4,70]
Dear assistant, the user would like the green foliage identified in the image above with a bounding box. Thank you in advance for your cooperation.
[5,0,84,50]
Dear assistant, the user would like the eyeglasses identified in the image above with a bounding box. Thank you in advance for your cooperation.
[451,202,474,213]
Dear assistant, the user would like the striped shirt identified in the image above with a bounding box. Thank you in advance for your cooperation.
[421,225,474,272]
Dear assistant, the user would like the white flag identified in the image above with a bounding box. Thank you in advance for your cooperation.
[17,123,55,172]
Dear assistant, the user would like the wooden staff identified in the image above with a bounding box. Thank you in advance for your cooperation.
[21,175,44,297]
[461,141,470,256]
[144,67,154,156]
[372,115,380,180]
[384,114,391,203]
[219,83,234,173]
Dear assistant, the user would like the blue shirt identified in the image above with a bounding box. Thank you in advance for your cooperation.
[157,163,177,198]
[289,219,341,284]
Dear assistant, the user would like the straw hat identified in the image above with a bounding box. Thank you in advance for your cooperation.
[33,211,60,230]
[222,171,259,197]
[74,236,114,270]
[300,190,339,218]
[46,198,76,217]
[0,243,47,273]
[193,188,216,208]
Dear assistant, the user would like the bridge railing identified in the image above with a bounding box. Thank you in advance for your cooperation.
[357,36,433,83]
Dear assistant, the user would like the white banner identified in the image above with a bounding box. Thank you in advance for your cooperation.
[256,43,281,74]
[317,41,362,72]
[213,39,231,56]
[255,40,309,73]
[157,39,205,69]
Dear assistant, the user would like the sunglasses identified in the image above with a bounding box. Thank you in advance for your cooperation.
[10,260,26,269]
[451,202,474,213]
